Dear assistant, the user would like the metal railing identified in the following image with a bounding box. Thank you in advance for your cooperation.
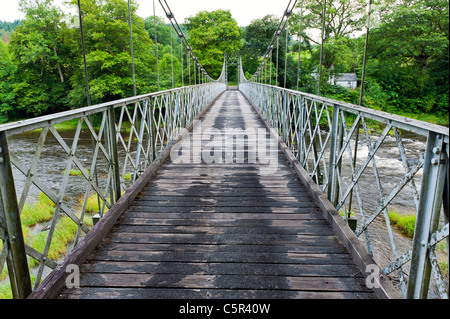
[0,81,226,298]
[239,77,449,299]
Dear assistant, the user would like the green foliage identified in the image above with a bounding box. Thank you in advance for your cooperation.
[366,0,449,115]
[324,84,360,104]
[0,0,448,124]
[28,216,79,267]
[0,20,21,42]
[185,10,242,79]
[290,0,367,45]
[68,0,155,106]
[388,211,416,237]
[8,0,73,117]
[241,15,298,88]
[0,41,16,122]
[20,193,55,227]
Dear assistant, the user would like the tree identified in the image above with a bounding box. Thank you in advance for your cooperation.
[291,0,368,46]
[241,15,279,76]
[185,10,242,79]
[0,41,16,122]
[8,0,72,116]
[241,15,296,88]
[366,0,449,114]
[0,20,22,42]
[144,16,183,87]
[68,0,155,106]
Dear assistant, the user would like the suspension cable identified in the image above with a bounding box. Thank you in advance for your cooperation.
[317,0,327,96]
[180,39,184,87]
[359,0,372,106]
[284,24,289,88]
[158,0,224,82]
[153,0,160,91]
[170,22,174,88]
[297,4,303,91]
[244,0,297,82]
[77,0,90,106]
[127,0,137,96]
[276,34,279,85]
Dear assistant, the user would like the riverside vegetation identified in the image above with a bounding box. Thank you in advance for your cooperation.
[0,192,106,298]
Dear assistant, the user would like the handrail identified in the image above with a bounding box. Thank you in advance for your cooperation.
[264,84,449,139]
[0,84,220,137]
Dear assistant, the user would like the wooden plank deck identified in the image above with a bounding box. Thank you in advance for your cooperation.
[56,90,377,299]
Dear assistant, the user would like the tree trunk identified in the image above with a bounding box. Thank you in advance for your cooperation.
[53,47,65,83]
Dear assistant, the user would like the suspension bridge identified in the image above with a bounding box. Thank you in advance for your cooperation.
[0,0,448,300]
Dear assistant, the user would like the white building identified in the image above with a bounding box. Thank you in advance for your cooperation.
[328,73,358,90]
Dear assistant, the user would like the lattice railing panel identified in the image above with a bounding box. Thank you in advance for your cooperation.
[0,82,226,297]
[240,80,449,299]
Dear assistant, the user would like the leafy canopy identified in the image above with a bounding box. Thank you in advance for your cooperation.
[185,10,242,79]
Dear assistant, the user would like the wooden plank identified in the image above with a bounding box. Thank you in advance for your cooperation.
[129,201,318,208]
[120,212,324,220]
[135,194,310,200]
[80,260,360,276]
[72,273,372,292]
[118,217,329,226]
[141,188,308,194]
[126,206,319,213]
[104,232,342,246]
[91,242,347,254]
[89,250,354,265]
[58,287,376,299]
[110,224,333,236]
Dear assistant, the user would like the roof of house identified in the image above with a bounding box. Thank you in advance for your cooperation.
[335,73,357,82]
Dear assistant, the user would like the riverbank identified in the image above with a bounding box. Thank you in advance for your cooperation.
[0,192,104,298]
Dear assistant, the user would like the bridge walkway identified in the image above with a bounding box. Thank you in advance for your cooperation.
[56,90,376,299]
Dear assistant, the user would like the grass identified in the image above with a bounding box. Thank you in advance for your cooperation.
[63,169,89,176]
[388,211,416,237]
[388,211,448,287]
[84,193,110,214]
[20,192,55,227]
[397,112,449,127]
[27,216,82,268]
[436,241,449,283]
[0,192,94,298]
[52,119,84,131]
[0,281,12,299]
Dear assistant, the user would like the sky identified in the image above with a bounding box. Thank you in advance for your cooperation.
[0,0,291,26]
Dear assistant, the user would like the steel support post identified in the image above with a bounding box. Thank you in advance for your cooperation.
[107,107,121,203]
[0,132,32,299]
[282,91,287,144]
[327,105,340,201]
[297,97,305,164]
[149,97,156,162]
[407,132,447,298]
[135,101,148,179]
[333,116,345,207]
